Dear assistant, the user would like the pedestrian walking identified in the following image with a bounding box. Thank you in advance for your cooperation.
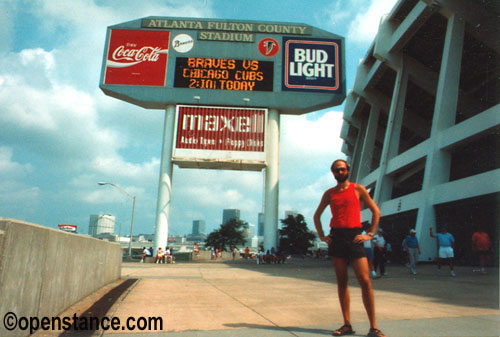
[403,229,421,275]
[372,228,386,277]
[362,227,376,278]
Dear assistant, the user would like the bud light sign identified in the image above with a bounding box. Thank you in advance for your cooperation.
[104,29,170,86]
[282,37,341,92]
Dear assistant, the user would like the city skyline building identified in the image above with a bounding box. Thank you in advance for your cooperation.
[258,212,264,237]
[88,214,115,237]
[222,209,240,225]
[192,220,206,235]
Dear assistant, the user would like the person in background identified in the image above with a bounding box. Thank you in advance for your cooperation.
[362,226,376,278]
[403,229,421,275]
[156,247,164,264]
[429,225,456,276]
[141,247,148,263]
[471,227,492,274]
[232,247,238,261]
[372,228,387,277]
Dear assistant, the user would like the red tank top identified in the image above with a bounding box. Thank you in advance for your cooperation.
[328,183,361,228]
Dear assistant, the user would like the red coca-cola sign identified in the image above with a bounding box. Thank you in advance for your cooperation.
[104,29,170,86]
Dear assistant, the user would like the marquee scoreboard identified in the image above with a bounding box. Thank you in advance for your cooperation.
[100,17,345,115]
[174,57,273,91]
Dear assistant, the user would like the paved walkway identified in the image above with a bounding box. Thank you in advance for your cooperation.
[35,258,499,337]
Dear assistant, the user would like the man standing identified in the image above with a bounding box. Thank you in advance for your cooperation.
[429,226,456,276]
[314,159,385,337]
[403,229,421,275]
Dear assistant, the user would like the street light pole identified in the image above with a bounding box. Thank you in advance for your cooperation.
[98,182,136,258]
[129,195,136,258]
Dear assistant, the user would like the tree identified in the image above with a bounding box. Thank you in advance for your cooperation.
[279,214,315,255]
[205,218,248,251]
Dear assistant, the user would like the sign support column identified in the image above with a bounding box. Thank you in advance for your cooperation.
[154,104,176,252]
[264,108,280,250]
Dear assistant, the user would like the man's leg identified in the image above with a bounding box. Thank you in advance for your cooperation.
[333,257,351,326]
[351,257,378,330]
[408,248,417,273]
[448,258,454,271]
[379,249,386,275]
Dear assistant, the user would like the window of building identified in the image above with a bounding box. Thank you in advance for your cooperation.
[456,26,499,124]
[398,81,434,154]
[449,129,500,181]
[390,158,426,199]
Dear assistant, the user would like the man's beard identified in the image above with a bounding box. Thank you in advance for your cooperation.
[335,174,348,183]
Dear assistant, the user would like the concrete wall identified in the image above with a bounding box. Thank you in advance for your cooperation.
[192,251,238,260]
[0,218,122,337]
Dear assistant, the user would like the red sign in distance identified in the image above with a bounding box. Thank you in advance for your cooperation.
[104,29,170,86]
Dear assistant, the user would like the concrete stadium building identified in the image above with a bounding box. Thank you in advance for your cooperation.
[340,0,498,264]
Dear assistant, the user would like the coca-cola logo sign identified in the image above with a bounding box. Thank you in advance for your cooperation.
[104,29,170,86]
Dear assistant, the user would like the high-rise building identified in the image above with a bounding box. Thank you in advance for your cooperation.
[88,214,115,237]
[192,220,206,235]
[340,0,499,264]
[257,212,264,237]
[222,209,240,225]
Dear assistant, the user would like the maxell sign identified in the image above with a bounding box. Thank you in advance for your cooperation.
[104,29,170,86]
[173,105,267,170]
[282,37,341,92]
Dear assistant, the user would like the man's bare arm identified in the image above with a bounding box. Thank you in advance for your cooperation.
[356,184,381,235]
[313,191,331,244]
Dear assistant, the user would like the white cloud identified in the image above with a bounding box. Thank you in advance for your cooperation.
[280,110,345,160]
[0,58,121,163]
[0,147,33,178]
[0,147,40,208]
[347,0,398,44]
[0,181,40,205]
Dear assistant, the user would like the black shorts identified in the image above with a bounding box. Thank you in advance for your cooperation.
[476,250,491,256]
[328,227,366,260]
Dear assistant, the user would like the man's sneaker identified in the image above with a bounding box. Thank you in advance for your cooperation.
[371,270,377,277]
[450,271,456,277]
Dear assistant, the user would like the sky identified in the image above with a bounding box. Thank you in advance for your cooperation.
[0,0,398,237]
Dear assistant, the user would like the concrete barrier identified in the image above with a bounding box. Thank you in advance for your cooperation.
[0,218,122,337]
[192,250,239,261]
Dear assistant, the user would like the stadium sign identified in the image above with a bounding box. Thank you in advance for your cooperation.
[100,17,345,114]
[173,105,267,171]
[99,16,346,254]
